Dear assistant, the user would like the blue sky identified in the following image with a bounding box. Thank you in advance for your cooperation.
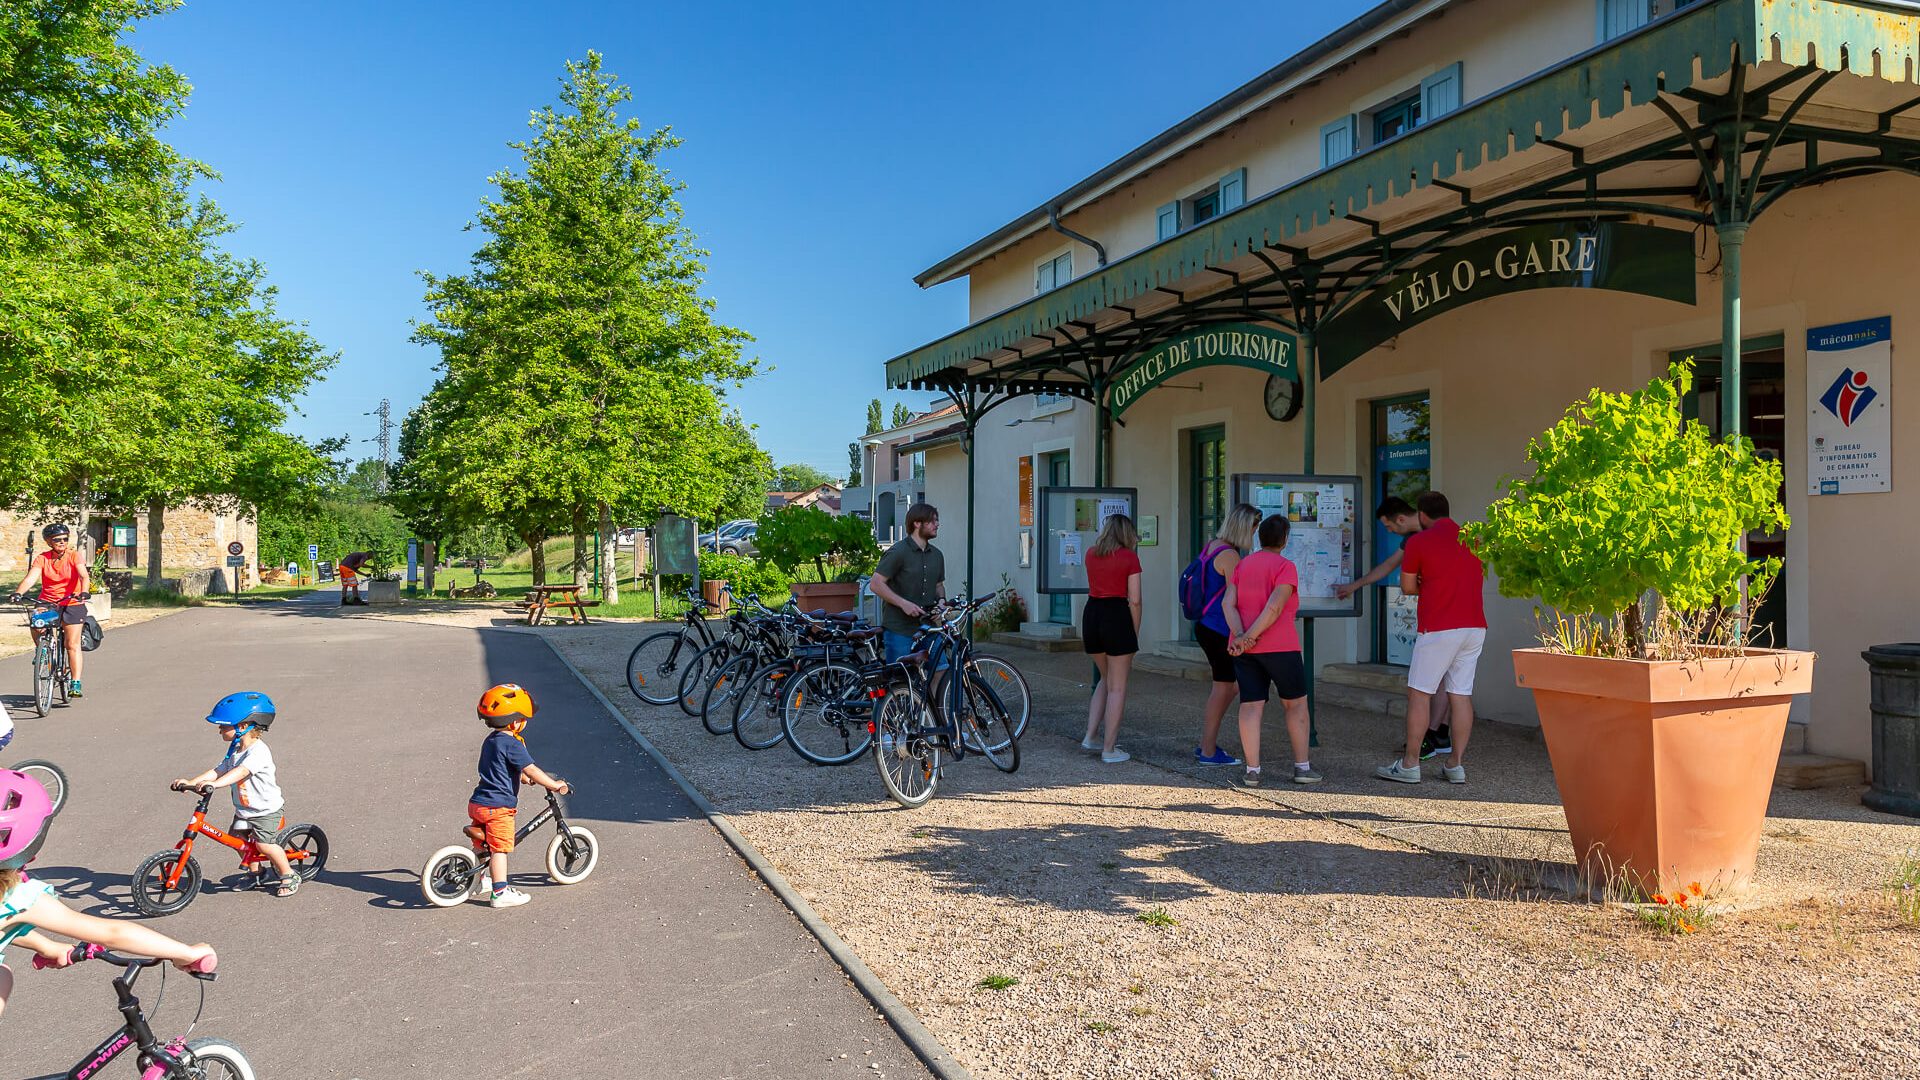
[136,1,1369,476]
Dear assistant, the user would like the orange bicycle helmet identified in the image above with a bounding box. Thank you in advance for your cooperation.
[478,683,537,728]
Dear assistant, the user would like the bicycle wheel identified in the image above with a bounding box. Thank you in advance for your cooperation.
[969,655,1032,740]
[951,672,1020,773]
[872,683,940,808]
[184,1037,258,1079]
[781,660,871,766]
[626,629,690,705]
[280,823,330,881]
[13,759,68,815]
[730,660,791,750]
[32,643,52,717]
[677,642,732,717]
[131,850,202,916]
[420,845,481,908]
[702,654,754,737]
[544,825,600,884]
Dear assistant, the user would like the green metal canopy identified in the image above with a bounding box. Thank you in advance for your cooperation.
[884,0,1920,394]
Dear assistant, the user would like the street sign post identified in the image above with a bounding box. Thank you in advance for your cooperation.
[227,541,244,557]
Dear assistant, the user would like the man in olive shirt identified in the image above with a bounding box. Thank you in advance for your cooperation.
[869,503,945,662]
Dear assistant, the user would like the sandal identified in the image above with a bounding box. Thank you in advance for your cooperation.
[274,874,301,898]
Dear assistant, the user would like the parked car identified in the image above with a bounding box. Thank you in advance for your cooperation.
[699,519,755,551]
[717,521,759,557]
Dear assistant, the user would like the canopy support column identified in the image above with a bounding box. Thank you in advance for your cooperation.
[1287,268,1323,747]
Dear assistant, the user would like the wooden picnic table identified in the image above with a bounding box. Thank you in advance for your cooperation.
[524,583,595,626]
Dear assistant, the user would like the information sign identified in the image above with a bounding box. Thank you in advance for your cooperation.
[1231,474,1362,618]
[316,561,335,582]
[1036,486,1137,595]
[308,544,320,562]
[652,514,698,577]
[225,555,247,567]
[1807,316,1892,494]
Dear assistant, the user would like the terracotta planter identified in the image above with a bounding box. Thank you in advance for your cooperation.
[1514,647,1815,894]
[790,581,859,615]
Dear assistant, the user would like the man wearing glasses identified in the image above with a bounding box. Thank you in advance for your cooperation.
[11,523,91,698]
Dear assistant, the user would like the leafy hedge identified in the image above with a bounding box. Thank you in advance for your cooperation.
[697,550,790,599]
[258,498,412,569]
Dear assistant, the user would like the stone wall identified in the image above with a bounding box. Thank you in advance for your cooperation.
[0,505,257,579]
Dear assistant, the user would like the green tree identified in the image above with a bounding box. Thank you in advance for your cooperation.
[847,442,862,487]
[412,53,757,600]
[892,403,914,428]
[770,463,834,492]
[865,399,884,435]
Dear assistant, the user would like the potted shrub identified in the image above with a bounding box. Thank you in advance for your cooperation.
[756,507,878,614]
[1465,363,1813,894]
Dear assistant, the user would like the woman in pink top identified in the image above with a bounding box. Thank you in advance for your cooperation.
[1222,514,1319,788]
[1079,514,1141,764]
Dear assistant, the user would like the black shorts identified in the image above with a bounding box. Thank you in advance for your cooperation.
[1193,624,1236,683]
[54,603,87,626]
[1081,597,1138,656]
[1234,650,1306,703]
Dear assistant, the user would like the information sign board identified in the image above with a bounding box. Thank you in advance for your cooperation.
[652,515,698,576]
[1231,474,1362,618]
[1036,487,1137,595]
[316,561,335,582]
[225,555,247,568]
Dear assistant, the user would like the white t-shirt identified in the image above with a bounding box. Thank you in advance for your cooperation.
[222,741,283,819]
[0,700,13,748]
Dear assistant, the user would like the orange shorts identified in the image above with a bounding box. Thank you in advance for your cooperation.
[466,803,516,853]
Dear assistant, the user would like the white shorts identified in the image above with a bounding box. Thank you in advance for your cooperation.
[1407,627,1485,696]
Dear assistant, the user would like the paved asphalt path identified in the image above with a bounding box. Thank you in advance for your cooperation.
[5,592,930,1079]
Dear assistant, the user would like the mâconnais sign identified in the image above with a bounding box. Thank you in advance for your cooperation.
[1807,316,1892,495]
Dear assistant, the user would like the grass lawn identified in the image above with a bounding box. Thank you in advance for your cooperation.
[425,564,722,619]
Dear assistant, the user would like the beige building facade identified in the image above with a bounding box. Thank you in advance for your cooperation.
[888,0,1918,768]
[0,506,257,581]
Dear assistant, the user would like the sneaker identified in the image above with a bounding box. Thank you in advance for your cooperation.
[1376,760,1423,784]
[1431,725,1453,756]
[1418,731,1439,760]
[489,887,531,909]
[67,680,82,698]
[1237,768,1263,788]
[1194,746,1242,767]
[1100,749,1131,764]
[1080,737,1100,751]
[468,875,494,901]
[1291,766,1324,785]
[1440,762,1466,785]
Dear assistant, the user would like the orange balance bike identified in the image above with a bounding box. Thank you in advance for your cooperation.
[130,784,329,916]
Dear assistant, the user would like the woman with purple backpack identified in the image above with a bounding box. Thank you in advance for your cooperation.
[1187,504,1261,766]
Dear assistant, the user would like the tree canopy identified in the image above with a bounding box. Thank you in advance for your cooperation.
[400,53,763,584]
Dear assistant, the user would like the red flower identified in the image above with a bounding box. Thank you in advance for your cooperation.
[1652,894,1669,905]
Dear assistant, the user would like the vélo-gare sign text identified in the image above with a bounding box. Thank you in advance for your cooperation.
[1108,323,1297,416]
[1318,222,1696,378]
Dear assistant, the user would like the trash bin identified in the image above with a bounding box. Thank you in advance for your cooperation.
[701,578,730,615]
[1863,643,1920,818]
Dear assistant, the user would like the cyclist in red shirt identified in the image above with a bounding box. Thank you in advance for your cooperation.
[10,524,92,698]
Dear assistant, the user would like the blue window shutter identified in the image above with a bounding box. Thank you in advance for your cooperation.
[1156,202,1180,240]
[1218,168,1246,212]
[1320,116,1356,167]
[1596,0,1649,42]
[1421,62,1463,121]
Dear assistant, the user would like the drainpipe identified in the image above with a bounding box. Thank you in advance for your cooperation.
[1047,207,1107,268]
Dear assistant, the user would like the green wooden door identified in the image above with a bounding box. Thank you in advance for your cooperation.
[1187,426,1227,560]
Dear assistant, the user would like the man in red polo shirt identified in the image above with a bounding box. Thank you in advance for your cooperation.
[1377,491,1485,785]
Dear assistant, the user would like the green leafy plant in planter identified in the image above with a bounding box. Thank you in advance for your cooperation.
[1464,361,1810,896]
[756,507,880,584]
[1463,362,1787,658]
[697,549,791,600]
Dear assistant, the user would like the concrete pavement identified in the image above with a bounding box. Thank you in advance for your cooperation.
[5,590,930,1079]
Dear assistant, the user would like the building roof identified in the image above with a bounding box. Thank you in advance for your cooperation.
[913,0,1451,287]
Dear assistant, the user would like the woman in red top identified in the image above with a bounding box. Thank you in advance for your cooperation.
[11,523,91,698]
[1079,514,1141,764]
[1222,513,1318,788]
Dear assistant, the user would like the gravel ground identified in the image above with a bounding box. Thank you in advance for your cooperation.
[368,608,1920,1079]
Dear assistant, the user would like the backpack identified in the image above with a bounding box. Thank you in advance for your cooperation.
[1178,542,1226,622]
[80,615,104,652]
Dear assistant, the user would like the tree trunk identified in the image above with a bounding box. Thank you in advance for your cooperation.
[146,495,166,588]
[599,502,619,607]
[571,505,588,588]
[1622,599,1646,658]
[525,532,547,586]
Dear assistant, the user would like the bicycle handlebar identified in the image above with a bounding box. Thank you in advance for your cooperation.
[32,941,104,970]
[48,947,217,980]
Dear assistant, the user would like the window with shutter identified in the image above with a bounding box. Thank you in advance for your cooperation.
[1156,202,1180,241]
[1596,0,1650,42]
[1217,168,1245,212]
[1321,116,1357,167]
[1421,62,1463,121]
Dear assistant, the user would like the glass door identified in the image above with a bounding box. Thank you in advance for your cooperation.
[1187,425,1227,638]
[1677,339,1789,647]
[1043,451,1072,623]
[1371,394,1430,665]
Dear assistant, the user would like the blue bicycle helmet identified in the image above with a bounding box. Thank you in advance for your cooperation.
[206,692,276,732]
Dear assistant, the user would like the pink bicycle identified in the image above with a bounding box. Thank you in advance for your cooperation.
[36,943,254,1077]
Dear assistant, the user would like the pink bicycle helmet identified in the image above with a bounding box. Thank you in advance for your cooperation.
[0,769,54,870]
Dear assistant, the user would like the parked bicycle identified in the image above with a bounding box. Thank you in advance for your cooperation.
[130,785,329,916]
[419,780,599,907]
[12,593,88,717]
[39,945,252,1078]
[624,589,719,707]
[729,608,882,754]
[863,595,1022,808]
